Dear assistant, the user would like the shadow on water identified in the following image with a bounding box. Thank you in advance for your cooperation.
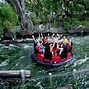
[0,35,89,89]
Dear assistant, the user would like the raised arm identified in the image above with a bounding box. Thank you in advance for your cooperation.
[57,34,59,37]
[52,34,55,38]
[32,35,35,41]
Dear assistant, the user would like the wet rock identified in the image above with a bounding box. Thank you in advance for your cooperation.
[32,26,89,35]
[2,28,14,40]
[67,27,89,35]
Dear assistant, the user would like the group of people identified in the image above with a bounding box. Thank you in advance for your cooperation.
[32,33,72,60]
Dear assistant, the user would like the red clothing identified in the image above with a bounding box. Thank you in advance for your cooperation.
[43,37,48,43]
[52,46,57,56]
[36,45,41,52]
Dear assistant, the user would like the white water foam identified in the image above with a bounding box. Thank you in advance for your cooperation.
[73,55,89,67]
[0,58,9,67]
[23,44,30,49]
[36,82,44,89]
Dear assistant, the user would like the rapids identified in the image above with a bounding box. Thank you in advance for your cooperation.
[0,35,89,89]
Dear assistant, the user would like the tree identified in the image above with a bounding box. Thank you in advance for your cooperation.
[25,0,86,24]
[6,0,34,34]
[0,1,17,35]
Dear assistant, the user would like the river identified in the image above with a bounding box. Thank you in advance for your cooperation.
[0,35,89,89]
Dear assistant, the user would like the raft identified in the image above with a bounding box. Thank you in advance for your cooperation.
[31,51,73,67]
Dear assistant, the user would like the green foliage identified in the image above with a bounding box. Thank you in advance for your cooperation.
[85,0,89,9]
[0,2,18,35]
[25,0,87,26]
[32,18,42,24]
[1,0,88,33]
[63,18,80,30]
[63,18,89,30]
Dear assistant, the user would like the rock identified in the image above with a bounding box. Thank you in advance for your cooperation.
[2,28,14,40]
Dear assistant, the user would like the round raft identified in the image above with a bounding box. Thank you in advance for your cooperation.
[31,51,73,67]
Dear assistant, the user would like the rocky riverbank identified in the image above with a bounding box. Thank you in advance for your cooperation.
[32,27,89,35]
[1,27,89,41]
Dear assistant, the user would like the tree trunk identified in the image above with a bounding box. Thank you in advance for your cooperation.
[9,0,34,35]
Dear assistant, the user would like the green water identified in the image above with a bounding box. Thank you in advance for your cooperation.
[0,36,89,89]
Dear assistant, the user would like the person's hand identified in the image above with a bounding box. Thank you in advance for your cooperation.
[32,35,34,38]
[50,44,53,47]
[57,34,59,36]
[52,34,55,37]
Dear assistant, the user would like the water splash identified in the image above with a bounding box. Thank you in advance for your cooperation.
[73,55,89,67]
[23,44,30,49]
[0,58,9,67]
[36,82,44,89]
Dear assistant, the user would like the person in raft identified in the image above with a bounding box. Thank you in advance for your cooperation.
[42,34,49,43]
[56,35,72,58]
[35,42,42,53]
[52,33,60,44]
[51,33,60,56]
[57,43,67,58]
[61,35,72,52]
[44,43,52,60]
[32,33,42,43]
[66,37,72,52]
[61,35,69,45]
[32,34,43,54]
[42,34,50,49]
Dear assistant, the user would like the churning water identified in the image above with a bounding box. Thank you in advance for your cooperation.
[0,36,89,89]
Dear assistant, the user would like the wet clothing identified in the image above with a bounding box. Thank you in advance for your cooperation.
[67,44,72,52]
[44,44,52,60]
[60,45,67,58]
[57,44,67,58]
[40,45,45,53]
[52,43,57,56]
[34,42,39,54]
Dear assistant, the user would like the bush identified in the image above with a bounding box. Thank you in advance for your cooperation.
[63,18,89,30]
[0,2,18,36]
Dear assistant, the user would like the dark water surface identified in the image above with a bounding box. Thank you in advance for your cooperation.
[0,36,89,89]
